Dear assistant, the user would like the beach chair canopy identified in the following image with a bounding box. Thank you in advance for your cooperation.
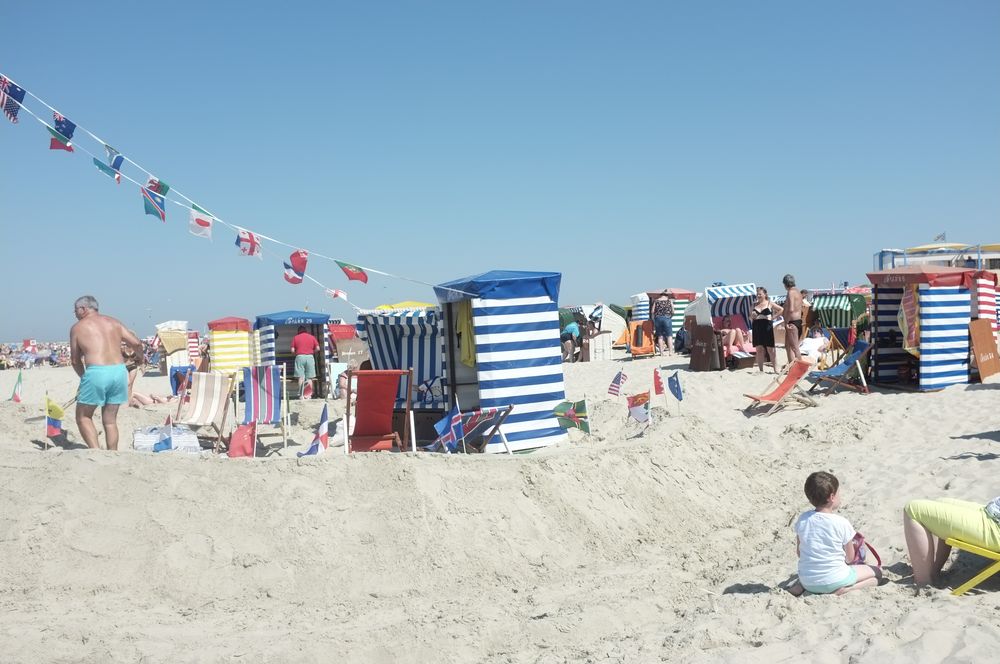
[706,283,756,320]
[434,270,561,304]
[811,294,868,328]
[207,316,251,332]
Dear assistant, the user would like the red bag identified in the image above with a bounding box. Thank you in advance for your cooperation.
[228,422,257,458]
[849,532,881,567]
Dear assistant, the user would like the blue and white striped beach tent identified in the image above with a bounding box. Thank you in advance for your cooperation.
[630,293,651,321]
[706,283,756,324]
[435,271,567,453]
[868,266,976,391]
[356,307,448,409]
[254,310,334,397]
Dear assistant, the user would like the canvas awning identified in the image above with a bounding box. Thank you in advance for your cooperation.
[705,283,756,319]
[811,294,868,328]
[434,270,561,303]
[254,310,331,328]
[866,265,990,288]
[207,316,251,332]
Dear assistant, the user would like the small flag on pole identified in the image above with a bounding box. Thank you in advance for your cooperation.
[235,229,263,258]
[45,397,64,437]
[297,404,330,457]
[336,260,369,284]
[9,370,22,402]
[189,205,213,239]
[0,76,26,124]
[626,391,651,423]
[653,368,665,396]
[48,112,76,151]
[667,371,683,402]
[554,399,590,433]
[608,370,627,396]
[283,249,309,285]
[433,403,465,452]
[933,232,946,242]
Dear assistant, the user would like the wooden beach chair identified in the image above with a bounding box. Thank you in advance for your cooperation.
[240,365,290,453]
[945,538,1000,596]
[744,359,818,416]
[808,341,872,394]
[175,371,236,452]
[345,369,412,453]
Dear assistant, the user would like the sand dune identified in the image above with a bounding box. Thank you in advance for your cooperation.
[0,359,998,663]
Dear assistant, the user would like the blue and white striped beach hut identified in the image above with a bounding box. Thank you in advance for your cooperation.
[867,266,979,391]
[705,283,756,324]
[356,307,448,409]
[254,310,334,397]
[435,271,567,453]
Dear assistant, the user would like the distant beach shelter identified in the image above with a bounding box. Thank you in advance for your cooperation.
[866,266,998,390]
[206,316,252,375]
[254,310,334,398]
[435,270,567,453]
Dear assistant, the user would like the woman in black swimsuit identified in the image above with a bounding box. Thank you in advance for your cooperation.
[751,287,781,372]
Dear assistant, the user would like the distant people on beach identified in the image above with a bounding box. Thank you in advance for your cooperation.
[290,325,320,398]
[782,274,803,363]
[652,293,674,357]
[903,496,1000,586]
[751,287,780,372]
[561,317,582,363]
[789,471,882,596]
[717,314,748,356]
[70,295,143,451]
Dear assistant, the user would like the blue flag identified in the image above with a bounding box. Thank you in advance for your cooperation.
[142,186,166,221]
[667,371,683,402]
[433,404,465,452]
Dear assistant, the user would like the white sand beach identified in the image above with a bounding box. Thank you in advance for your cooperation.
[1,358,998,663]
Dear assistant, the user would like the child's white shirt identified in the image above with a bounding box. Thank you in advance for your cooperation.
[795,510,854,586]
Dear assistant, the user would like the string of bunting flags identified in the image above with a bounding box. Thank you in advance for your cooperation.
[0,71,474,307]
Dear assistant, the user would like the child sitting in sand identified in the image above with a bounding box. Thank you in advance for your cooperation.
[789,471,882,596]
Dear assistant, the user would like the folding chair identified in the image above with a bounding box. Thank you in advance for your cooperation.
[744,359,818,416]
[808,341,872,394]
[345,369,412,453]
[422,405,515,454]
[175,371,236,452]
[945,538,1000,596]
[241,365,290,452]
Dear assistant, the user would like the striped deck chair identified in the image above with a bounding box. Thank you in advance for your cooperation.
[241,365,289,451]
[744,359,818,416]
[420,405,514,454]
[808,341,872,394]
[175,371,236,452]
[345,369,412,453]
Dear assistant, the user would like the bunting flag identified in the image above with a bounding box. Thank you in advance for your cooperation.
[336,260,368,284]
[236,229,263,258]
[106,145,124,183]
[325,289,348,301]
[189,205,213,239]
[283,249,308,285]
[141,185,166,221]
[653,368,665,396]
[554,399,590,433]
[607,370,627,396]
[667,371,684,402]
[45,397,64,437]
[9,370,22,402]
[297,403,330,457]
[626,391,651,423]
[146,178,170,195]
[48,112,76,151]
[0,76,26,124]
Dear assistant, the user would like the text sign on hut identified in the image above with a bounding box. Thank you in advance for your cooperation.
[970,319,1000,381]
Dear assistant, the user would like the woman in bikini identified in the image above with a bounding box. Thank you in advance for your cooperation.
[751,287,781,372]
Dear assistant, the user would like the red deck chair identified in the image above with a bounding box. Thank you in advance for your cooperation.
[744,359,818,416]
[344,369,412,453]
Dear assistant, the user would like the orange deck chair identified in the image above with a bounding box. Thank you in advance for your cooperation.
[627,320,656,359]
[344,369,412,453]
[744,359,818,416]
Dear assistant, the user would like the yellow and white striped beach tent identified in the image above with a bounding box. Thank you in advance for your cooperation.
[207,317,253,375]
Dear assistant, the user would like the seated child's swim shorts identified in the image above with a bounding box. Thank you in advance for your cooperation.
[803,567,857,595]
[78,364,128,406]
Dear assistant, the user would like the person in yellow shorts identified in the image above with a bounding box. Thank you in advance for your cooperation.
[903,497,1000,586]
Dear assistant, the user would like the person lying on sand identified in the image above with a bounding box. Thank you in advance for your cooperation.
[129,392,177,407]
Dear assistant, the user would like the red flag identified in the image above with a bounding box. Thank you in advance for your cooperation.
[283,249,309,284]
[653,368,664,396]
[228,422,257,458]
[336,260,368,284]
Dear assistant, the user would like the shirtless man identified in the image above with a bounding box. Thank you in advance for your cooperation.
[782,274,803,363]
[70,295,143,450]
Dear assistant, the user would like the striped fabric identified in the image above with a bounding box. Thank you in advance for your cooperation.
[472,294,567,452]
[671,299,689,333]
[812,295,852,328]
[872,287,908,384]
[706,283,755,322]
[630,293,650,321]
[356,309,448,409]
[176,372,230,428]
[918,285,970,390]
[242,365,283,425]
[208,329,252,375]
[974,278,998,335]
[187,332,201,365]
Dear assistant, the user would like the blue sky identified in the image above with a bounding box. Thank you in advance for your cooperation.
[2,1,999,341]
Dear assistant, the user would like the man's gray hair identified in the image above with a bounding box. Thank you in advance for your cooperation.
[782,274,796,288]
[75,295,99,311]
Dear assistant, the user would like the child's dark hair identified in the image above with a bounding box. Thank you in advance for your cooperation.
[804,471,839,508]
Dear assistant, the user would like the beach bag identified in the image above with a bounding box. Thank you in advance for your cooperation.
[850,532,881,567]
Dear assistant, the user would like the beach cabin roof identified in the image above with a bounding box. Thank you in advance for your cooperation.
[254,310,331,328]
[645,288,697,301]
[866,265,981,287]
[207,316,251,332]
[434,270,561,303]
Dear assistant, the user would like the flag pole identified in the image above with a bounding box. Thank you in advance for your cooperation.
[43,391,50,450]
